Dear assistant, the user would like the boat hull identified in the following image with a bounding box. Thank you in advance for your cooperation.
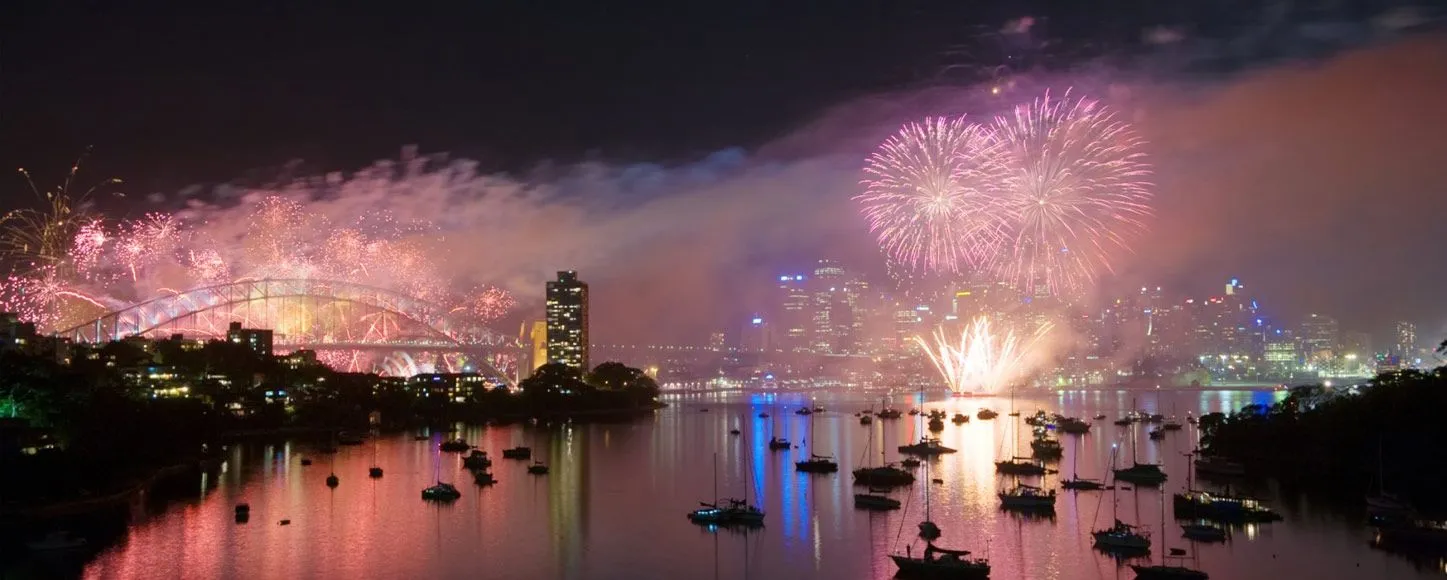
[889,555,990,579]
[1130,564,1208,579]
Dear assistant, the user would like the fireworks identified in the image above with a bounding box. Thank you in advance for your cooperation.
[0,159,518,377]
[915,315,1053,395]
[857,116,1007,275]
[857,90,1152,295]
[988,91,1152,294]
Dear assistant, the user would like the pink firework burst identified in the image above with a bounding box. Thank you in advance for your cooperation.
[856,116,1009,275]
[987,90,1153,295]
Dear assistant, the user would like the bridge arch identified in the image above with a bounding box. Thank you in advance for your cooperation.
[58,278,522,380]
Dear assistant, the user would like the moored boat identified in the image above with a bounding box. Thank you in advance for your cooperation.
[999,483,1056,510]
[439,439,471,452]
[995,457,1047,476]
[889,543,990,579]
[1094,520,1152,552]
[1181,523,1228,543]
[422,482,463,501]
[1114,462,1168,486]
[795,454,839,473]
[899,437,958,456]
[502,446,532,460]
[853,465,916,487]
[854,490,902,510]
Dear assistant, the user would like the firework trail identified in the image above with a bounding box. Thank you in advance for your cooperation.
[857,116,1009,275]
[915,315,1053,395]
[1,157,121,271]
[986,90,1152,294]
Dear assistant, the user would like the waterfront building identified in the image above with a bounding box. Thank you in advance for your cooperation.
[546,271,590,371]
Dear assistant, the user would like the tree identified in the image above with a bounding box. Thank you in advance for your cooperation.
[519,363,591,398]
[586,361,659,405]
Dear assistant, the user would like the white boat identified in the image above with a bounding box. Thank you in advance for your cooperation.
[26,531,87,552]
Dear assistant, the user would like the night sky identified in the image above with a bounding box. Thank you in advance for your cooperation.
[2,2,1445,343]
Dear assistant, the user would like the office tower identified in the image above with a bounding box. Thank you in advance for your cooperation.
[1395,321,1417,357]
[545,271,590,371]
[1298,313,1339,364]
[775,274,810,352]
[227,321,274,357]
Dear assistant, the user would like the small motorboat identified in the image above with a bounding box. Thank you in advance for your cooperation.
[326,473,339,488]
[440,439,471,452]
[26,531,88,552]
[768,437,792,451]
[952,413,969,424]
[423,482,464,500]
[473,470,498,486]
[502,446,532,460]
[1181,522,1228,543]
[854,492,902,510]
[299,458,313,466]
[462,450,492,469]
[369,467,384,478]
[528,462,549,475]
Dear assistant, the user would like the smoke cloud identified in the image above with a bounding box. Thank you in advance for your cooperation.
[155,31,1447,346]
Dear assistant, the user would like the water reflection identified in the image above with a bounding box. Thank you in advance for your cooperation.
[68,388,1443,579]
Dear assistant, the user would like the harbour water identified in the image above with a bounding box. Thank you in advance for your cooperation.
[54,389,1439,579]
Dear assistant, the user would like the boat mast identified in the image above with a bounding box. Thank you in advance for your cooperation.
[713,451,719,503]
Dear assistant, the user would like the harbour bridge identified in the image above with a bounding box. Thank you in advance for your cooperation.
[58,278,526,382]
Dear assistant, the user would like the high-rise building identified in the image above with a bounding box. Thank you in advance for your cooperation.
[708,331,726,351]
[809,259,854,354]
[775,274,810,352]
[1395,321,1417,357]
[227,321,273,357]
[740,315,771,352]
[545,271,590,371]
[1298,313,1338,364]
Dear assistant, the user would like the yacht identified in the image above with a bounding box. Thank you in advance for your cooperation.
[1181,522,1228,543]
[439,439,471,452]
[927,416,945,431]
[422,482,463,501]
[1062,476,1105,491]
[995,457,1047,476]
[795,454,840,473]
[853,465,916,487]
[1030,437,1063,459]
[502,446,532,460]
[877,408,903,419]
[473,469,498,485]
[462,450,492,469]
[898,437,958,456]
[976,409,998,420]
[999,483,1056,510]
[768,437,792,450]
[1093,520,1152,552]
[528,462,549,475]
[952,413,969,424]
[1114,462,1168,486]
[889,543,990,579]
[1173,489,1282,522]
[1058,417,1092,434]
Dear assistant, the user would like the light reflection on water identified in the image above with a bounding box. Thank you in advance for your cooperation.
[78,388,1437,580]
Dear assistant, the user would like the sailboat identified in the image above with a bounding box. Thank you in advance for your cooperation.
[1093,446,1151,553]
[1115,421,1168,486]
[995,387,1046,475]
[368,433,384,478]
[1366,437,1412,522]
[853,418,914,487]
[890,543,990,579]
[795,407,838,473]
[918,458,940,539]
[423,438,464,500]
[1062,436,1104,491]
[325,431,340,487]
[1173,453,1280,523]
[690,451,765,527]
[768,406,791,450]
[1131,486,1209,579]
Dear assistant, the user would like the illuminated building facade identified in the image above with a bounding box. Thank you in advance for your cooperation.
[529,320,547,371]
[545,271,590,371]
[1395,321,1417,357]
[775,274,810,352]
[227,322,274,357]
[1298,313,1339,364]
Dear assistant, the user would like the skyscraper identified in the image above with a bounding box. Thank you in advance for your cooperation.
[545,271,590,371]
[1298,313,1338,364]
[775,273,810,352]
[1395,321,1417,357]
